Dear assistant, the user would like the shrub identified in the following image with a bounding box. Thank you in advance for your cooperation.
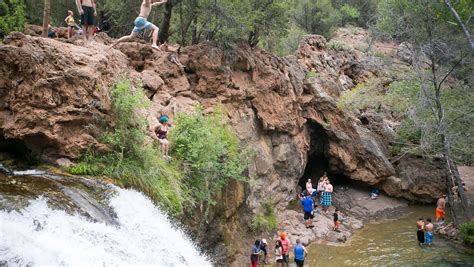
[71,80,190,214]
[170,106,249,208]
[337,78,384,112]
[459,222,474,245]
[328,39,351,51]
[250,201,277,232]
[0,0,25,38]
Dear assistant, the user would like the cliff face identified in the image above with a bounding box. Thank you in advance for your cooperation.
[0,31,446,263]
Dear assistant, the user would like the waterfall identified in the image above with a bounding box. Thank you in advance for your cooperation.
[0,185,210,266]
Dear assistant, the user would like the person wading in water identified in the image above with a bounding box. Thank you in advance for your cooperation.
[425,218,434,246]
[416,217,425,246]
[436,194,446,224]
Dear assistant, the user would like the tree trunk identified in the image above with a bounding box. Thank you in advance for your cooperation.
[42,0,50,37]
[444,0,474,54]
[159,0,180,43]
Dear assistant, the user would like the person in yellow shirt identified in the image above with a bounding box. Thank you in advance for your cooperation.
[64,10,76,39]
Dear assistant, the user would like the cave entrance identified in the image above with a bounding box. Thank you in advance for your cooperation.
[0,135,35,165]
[298,122,351,192]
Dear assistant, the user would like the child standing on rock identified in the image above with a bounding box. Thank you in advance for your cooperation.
[64,10,76,39]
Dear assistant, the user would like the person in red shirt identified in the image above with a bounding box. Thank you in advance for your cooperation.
[278,232,291,267]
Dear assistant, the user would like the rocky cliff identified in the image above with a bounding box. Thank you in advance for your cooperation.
[0,30,446,264]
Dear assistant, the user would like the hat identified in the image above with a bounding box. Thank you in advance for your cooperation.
[280,233,286,239]
[159,116,169,123]
[261,238,267,244]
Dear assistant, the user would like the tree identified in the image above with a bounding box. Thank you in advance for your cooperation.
[377,0,472,224]
[444,0,474,54]
[42,0,50,37]
[0,0,26,38]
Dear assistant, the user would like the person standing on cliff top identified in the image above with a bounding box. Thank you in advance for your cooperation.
[425,218,434,246]
[112,0,167,50]
[75,0,97,41]
[416,217,425,246]
[321,179,333,213]
[436,195,446,224]
[278,233,290,267]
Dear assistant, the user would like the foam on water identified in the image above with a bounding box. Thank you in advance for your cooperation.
[0,187,211,266]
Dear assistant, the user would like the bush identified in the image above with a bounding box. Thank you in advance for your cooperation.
[459,223,474,245]
[328,39,351,51]
[0,0,25,38]
[250,201,277,232]
[337,78,384,112]
[170,106,249,208]
[70,80,190,214]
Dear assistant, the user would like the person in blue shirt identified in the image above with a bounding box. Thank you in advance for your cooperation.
[294,239,308,267]
[300,193,314,228]
[250,239,261,267]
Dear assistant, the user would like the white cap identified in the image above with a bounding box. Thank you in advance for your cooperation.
[262,238,267,244]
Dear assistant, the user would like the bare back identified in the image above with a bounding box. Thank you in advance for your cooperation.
[425,223,434,232]
[139,0,152,18]
[437,197,446,210]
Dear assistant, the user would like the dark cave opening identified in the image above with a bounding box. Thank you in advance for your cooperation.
[0,135,35,164]
[298,122,352,192]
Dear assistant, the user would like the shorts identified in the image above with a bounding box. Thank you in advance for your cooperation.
[295,259,305,267]
[304,211,314,220]
[283,254,290,263]
[133,16,154,33]
[417,230,425,243]
[436,208,445,220]
[81,6,95,26]
[425,232,433,244]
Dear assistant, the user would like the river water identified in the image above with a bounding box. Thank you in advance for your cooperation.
[306,206,474,266]
[0,168,210,266]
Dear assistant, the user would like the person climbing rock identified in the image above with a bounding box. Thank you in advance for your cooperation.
[75,0,97,41]
[153,115,171,159]
[416,217,425,246]
[333,208,341,232]
[321,178,333,213]
[275,239,284,267]
[250,239,261,267]
[425,218,434,246]
[293,239,307,267]
[436,195,446,224]
[64,10,76,39]
[300,193,314,228]
[259,239,268,264]
[278,233,290,267]
[112,0,167,50]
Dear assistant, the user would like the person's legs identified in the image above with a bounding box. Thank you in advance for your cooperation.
[150,24,160,49]
[112,31,139,47]
[67,26,71,39]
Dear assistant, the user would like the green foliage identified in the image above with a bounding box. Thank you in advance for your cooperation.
[250,201,277,232]
[0,0,26,38]
[459,222,474,245]
[305,70,319,79]
[170,105,249,205]
[327,39,351,51]
[340,4,360,25]
[338,78,384,112]
[70,80,189,214]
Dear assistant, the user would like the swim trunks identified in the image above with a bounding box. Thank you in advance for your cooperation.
[282,254,290,263]
[425,231,433,244]
[133,16,154,33]
[81,6,95,26]
[304,211,314,220]
[417,229,425,243]
[321,191,332,207]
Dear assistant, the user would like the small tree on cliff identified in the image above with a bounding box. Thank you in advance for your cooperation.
[377,0,473,224]
[42,0,50,37]
[0,0,26,38]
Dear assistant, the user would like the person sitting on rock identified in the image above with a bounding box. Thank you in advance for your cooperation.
[112,0,167,50]
[320,178,333,213]
[47,24,58,38]
[153,115,171,160]
[369,188,380,200]
[64,10,76,39]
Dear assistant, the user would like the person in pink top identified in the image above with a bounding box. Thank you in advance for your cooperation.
[278,232,291,267]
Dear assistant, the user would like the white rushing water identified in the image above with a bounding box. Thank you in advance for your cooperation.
[0,187,211,266]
